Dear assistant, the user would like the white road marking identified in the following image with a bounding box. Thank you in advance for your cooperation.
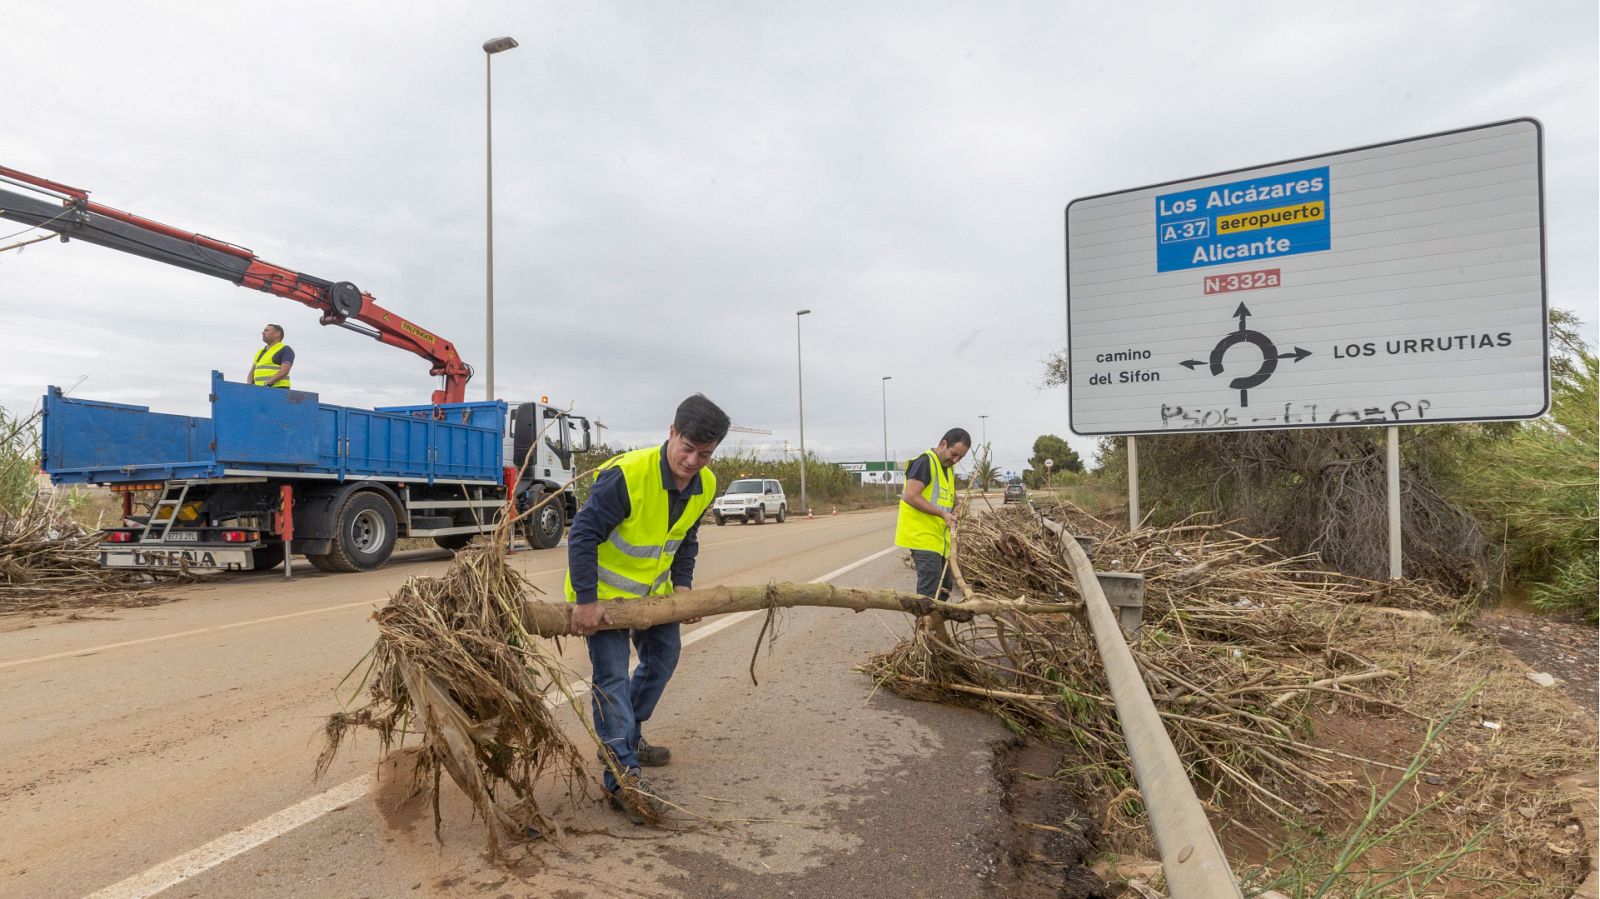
[79,543,899,899]
[1,600,385,671]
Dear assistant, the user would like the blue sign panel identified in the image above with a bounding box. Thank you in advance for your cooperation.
[1155,166,1331,272]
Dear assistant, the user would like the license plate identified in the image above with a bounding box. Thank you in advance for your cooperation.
[165,531,199,542]
[102,547,251,570]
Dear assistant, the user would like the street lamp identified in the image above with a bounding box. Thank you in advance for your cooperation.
[483,35,518,401]
[795,309,811,515]
[977,414,988,448]
[881,376,893,501]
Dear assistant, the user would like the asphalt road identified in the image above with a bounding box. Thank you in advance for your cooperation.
[1,508,1019,898]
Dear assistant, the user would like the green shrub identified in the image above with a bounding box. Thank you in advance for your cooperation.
[1452,320,1597,619]
[0,407,41,517]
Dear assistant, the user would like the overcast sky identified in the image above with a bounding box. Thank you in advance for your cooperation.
[3,1,1595,474]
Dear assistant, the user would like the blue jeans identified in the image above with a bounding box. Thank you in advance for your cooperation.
[587,621,681,792]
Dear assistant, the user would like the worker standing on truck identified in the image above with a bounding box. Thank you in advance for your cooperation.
[249,324,294,387]
[895,427,971,603]
[565,393,729,822]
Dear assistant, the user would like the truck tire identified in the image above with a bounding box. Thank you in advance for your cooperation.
[523,491,566,550]
[308,492,397,572]
[754,506,766,525]
[434,533,476,552]
[251,543,285,571]
[776,504,787,523]
[714,513,725,526]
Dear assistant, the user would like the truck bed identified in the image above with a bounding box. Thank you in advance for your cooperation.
[44,372,505,486]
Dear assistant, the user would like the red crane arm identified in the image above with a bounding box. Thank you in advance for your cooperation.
[0,165,473,405]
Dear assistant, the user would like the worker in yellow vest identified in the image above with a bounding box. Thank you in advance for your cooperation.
[894,427,972,602]
[249,324,295,388]
[565,393,729,821]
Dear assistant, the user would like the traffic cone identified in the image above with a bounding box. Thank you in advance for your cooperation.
[807,508,813,519]
[831,506,837,516]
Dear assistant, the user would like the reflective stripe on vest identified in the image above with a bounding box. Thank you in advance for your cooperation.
[894,449,955,553]
[252,342,291,388]
[564,445,717,602]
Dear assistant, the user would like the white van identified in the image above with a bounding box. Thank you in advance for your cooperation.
[712,478,787,525]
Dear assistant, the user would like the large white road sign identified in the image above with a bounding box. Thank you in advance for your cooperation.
[1065,119,1547,436]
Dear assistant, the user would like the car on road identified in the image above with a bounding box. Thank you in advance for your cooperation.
[1003,483,1026,504]
[713,478,787,525]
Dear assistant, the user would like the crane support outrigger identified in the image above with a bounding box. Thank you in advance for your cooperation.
[0,165,471,404]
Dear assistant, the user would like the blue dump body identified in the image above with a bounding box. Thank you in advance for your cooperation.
[43,372,505,486]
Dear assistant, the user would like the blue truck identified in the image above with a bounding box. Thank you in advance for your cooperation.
[42,373,590,572]
[4,165,593,572]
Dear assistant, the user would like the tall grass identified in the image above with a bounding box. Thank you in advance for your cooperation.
[573,444,899,512]
[0,407,41,516]
[1456,326,1598,619]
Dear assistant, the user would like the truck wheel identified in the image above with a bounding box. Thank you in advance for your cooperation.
[523,492,566,550]
[308,492,397,572]
[714,513,725,526]
[754,506,766,525]
[251,543,285,571]
[434,533,475,552]
[776,504,787,523]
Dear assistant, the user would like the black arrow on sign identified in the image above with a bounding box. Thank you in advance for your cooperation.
[1233,302,1251,332]
[1277,346,1312,362]
[1179,358,1204,370]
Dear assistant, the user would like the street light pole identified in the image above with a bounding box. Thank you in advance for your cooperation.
[483,35,518,402]
[881,376,892,501]
[978,414,988,447]
[795,309,811,515]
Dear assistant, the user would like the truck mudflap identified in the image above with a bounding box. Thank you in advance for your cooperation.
[101,545,254,571]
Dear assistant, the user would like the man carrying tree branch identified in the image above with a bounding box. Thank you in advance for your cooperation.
[896,427,971,605]
[565,393,729,822]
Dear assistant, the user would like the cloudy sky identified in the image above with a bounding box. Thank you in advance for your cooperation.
[3,1,1595,474]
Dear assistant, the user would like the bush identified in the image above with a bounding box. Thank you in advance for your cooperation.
[1450,318,1597,619]
[572,443,897,512]
[0,407,41,517]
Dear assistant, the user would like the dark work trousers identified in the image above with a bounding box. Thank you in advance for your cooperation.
[587,621,681,792]
[909,549,955,602]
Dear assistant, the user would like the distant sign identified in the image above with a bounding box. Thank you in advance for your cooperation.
[1065,119,1548,436]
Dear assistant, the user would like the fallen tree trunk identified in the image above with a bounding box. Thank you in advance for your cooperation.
[519,582,1081,636]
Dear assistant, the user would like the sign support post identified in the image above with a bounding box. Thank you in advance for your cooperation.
[1127,435,1140,531]
[1387,426,1402,579]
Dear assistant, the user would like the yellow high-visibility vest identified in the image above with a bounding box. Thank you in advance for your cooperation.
[564,445,716,602]
[894,449,955,553]
[252,342,291,388]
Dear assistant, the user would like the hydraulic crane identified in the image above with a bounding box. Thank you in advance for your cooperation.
[0,165,472,404]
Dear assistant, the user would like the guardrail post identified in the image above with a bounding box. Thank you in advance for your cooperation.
[1096,571,1145,637]
[1074,535,1099,556]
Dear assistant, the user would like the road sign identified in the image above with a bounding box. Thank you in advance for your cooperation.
[1065,119,1547,436]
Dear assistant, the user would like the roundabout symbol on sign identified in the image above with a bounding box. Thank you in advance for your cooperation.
[1179,303,1312,407]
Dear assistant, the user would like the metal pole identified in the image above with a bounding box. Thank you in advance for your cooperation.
[1387,426,1402,579]
[978,414,988,448]
[481,36,518,401]
[796,310,810,514]
[881,376,892,502]
[1127,434,1140,530]
[484,51,495,402]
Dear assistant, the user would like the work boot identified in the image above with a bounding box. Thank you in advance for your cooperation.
[636,736,672,767]
[608,771,669,824]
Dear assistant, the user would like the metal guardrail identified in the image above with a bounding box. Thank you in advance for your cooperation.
[1035,508,1244,898]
